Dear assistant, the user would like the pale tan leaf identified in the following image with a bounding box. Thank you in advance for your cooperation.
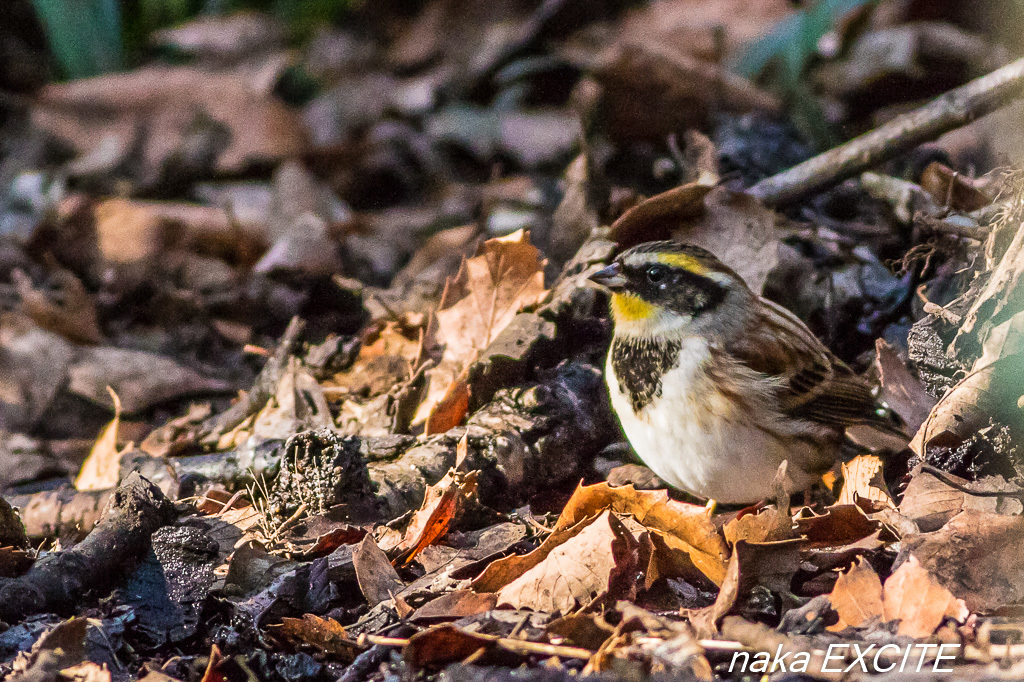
[883,555,969,638]
[415,229,548,426]
[838,455,895,509]
[828,557,884,631]
[554,482,728,585]
[496,510,639,614]
[75,388,125,491]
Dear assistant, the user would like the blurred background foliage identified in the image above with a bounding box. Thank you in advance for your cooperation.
[29,0,360,79]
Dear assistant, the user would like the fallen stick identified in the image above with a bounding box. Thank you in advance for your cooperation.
[0,472,176,621]
[748,56,1024,207]
[6,487,111,541]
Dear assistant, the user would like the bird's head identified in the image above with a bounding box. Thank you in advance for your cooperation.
[589,241,750,338]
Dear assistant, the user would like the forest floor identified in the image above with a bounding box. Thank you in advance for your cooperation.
[1,1,1024,681]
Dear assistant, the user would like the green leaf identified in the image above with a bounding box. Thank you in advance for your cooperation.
[735,0,876,85]
[733,0,877,148]
[30,0,124,79]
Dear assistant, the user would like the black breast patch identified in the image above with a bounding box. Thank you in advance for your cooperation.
[610,337,682,412]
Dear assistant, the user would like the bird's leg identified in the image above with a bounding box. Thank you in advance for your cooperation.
[802,487,813,510]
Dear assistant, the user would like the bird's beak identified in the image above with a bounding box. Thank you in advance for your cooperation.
[589,262,626,291]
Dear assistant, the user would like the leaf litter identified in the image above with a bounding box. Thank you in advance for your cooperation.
[2,1,1024,680]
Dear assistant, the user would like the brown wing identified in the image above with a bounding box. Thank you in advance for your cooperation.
[727,297,879,427]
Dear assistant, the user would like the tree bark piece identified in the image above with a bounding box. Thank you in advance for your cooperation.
[748,56,1024,207]
[0,472,176,621]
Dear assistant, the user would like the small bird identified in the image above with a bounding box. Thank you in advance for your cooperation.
[589,241,883,505]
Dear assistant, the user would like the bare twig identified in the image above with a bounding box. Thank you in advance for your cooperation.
[920,465,1024,499]
[749,57,1024,207]
[198,316,305,444]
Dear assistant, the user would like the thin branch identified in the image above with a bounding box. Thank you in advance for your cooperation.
[198,316,305,444]
[920,465,1024,499]
[749,56,1024,207]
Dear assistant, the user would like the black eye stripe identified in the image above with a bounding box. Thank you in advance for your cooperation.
[646,265,669,283]
[618,263,727,316]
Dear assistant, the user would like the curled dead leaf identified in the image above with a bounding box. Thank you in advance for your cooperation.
[395,469,479,566]
[74,388,126,491]
[415,229,548,428]
[608,183,780,292]
[274,615,362,662]
[496,509,640,614]
[555,482,728,585]
[837,455,895,509]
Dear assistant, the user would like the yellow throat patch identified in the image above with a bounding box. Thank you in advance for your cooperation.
[610,293,655,322]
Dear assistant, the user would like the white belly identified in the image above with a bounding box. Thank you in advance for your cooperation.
[606,337,824,504]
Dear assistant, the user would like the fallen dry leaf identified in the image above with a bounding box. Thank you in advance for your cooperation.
[828,554,969,637]
[13,268,103,345]
[192,491,267,573]
[828,556,884,631]
[608,178,713,249]
[74,388,125,491]
[899,465,1023,532]
[723,507,792,545]
[0,315,75,431]
[274,615,362,662]
[919,161,993,212]
[422,367,471,436]
[152,11,287,63]
[917,225,1024,454]
[795,504,881,548]
[609,183,780,292]
[554,482,728,585]
[496,510,640,614]
[394,469,479,565]
[594,42,781,143]
[617,0,793,64]
[901,509,1024,613]
[93,197,267,264]
[874,338,936,434]
[60,661,112,682]
[956,221,1024,347]
[689,541,741,639]
[434,229,548,368]
[353,535,404,607]
[883,554,969,638]
[410,590,498,622]
[403,625,504,669]
[471,515,597,594]
[326,322,422,398]
[92,199,164,265]
[837,455,895,509]
[68,346,230,414]
[415,229,548,429]
[250,357,333,443]
[33,66,307,178]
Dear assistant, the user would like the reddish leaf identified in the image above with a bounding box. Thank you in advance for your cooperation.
[395,469,478,565]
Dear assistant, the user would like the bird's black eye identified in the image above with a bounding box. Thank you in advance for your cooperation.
[646,265,668,285]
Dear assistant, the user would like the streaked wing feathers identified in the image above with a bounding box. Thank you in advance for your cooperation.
[728,297,878,426]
